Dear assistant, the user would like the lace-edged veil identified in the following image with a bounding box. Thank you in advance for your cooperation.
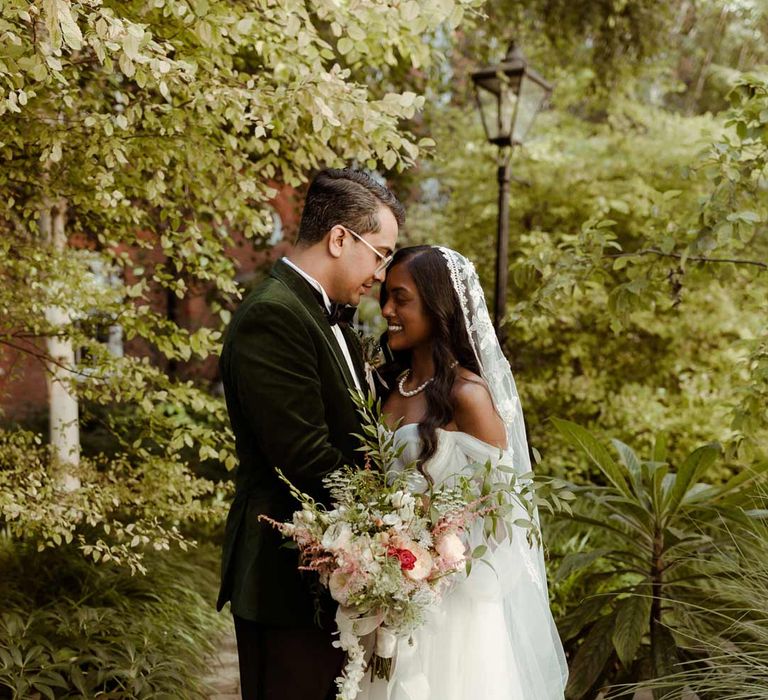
[436,247,531,481]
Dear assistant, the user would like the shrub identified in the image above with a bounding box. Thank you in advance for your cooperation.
[619,512,768,699]
[0,540,226,699]
[0,427,227,574]
[549,420,767,699]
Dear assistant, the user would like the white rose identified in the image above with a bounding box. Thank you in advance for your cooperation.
[435,533,466,567]
[382,513,401,527]
[322,522,353,552]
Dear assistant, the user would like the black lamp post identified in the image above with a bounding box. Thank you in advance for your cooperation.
[471,41,552,336]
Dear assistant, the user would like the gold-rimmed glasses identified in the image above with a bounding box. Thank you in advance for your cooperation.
[340,225,394,274]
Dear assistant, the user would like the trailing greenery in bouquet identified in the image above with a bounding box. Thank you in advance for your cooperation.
[261,393,548,700]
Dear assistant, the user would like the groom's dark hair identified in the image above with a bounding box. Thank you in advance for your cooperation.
[296,168,405,246]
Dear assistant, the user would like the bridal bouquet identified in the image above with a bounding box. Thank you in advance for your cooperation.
[261,394,540,700]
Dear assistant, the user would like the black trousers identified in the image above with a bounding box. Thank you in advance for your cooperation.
[233,615,345,700]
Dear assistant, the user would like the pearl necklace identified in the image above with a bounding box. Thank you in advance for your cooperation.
[397,370,433,397]
[397,362,458,398]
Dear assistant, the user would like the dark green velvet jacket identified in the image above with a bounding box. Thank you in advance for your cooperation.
[216,259,365,626]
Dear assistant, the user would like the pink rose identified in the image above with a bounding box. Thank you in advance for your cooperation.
[389,535,433,581]
[329,568,360,605]
[435,532,466,567]
[405,544,433,580]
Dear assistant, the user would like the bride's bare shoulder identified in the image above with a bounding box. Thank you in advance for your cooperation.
[451,368,493,412]
[451,369,507,448]
[452,366,485,389]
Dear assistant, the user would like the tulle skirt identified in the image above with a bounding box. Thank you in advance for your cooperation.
[355,528,567,700]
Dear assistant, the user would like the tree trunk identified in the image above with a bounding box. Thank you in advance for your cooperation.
[687,6,729,114]
[42,197,81,491]
[649,525,678,698]
[166,285,178,377]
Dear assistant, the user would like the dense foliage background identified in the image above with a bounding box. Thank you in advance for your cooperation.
[398,1,768,696]
[1,0,766,698]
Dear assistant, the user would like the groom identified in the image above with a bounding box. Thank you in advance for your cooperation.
[217,168,403,700]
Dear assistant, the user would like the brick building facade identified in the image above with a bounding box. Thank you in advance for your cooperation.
[0,187,300,422]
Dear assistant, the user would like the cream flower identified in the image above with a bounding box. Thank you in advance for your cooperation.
[405,543,434,580]
[435,532,466,567]
[329,569,353,604]
[322,522,353,552]
[391,535,433,581]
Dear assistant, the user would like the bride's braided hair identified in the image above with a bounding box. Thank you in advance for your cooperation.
[380,246,481,474]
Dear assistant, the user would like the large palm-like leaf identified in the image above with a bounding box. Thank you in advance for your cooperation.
[551,419,768,699]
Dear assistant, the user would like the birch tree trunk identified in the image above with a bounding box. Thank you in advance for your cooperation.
[41,197,81,491]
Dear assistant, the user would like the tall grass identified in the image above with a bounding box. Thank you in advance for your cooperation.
[667,518,767,699]
[0,537,227,699]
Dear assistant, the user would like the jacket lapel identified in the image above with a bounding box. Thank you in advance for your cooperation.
[270,260,359,393]
[341,324,367,390]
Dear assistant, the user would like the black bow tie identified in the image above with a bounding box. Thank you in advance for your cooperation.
[306,285,356,327]
[326,302,357,328]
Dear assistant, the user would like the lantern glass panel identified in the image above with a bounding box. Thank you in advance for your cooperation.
[474,72,522,145]
[499,87,516,140]
[511,75,549,144]
[474,86,497,143]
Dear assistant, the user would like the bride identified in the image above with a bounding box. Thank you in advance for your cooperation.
[356,245,568,700]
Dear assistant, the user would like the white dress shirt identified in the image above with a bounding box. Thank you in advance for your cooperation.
[281,257,362,392]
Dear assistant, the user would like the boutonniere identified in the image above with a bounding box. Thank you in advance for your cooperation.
[358,333,388,395]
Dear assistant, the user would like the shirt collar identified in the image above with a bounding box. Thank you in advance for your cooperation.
[281,257,332,313]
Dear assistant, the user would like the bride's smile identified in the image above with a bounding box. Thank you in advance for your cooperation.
[380,261,434,353]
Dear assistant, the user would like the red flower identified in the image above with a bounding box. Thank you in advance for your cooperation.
[388,546,417,571]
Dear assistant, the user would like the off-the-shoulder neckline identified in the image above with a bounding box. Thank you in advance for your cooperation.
[392,422,507,453]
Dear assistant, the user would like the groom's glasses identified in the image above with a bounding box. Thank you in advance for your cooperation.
[341,226,393,274]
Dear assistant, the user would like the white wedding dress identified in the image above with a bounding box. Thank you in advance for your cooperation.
[355,424,568,700]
